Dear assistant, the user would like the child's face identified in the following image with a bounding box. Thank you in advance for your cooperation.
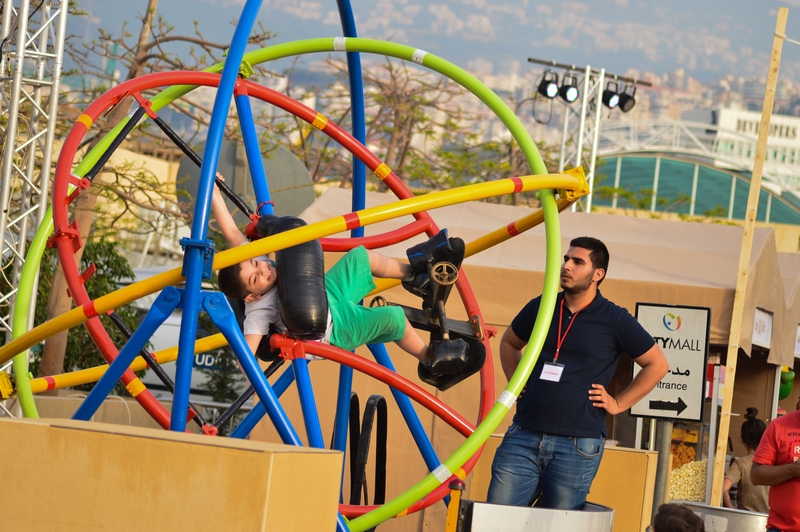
[239,258,277,301]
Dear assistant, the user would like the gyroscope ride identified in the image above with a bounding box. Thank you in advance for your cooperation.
[0,1,589,530]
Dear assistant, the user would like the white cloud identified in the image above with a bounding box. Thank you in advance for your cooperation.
[542,34,571,49]
[460,0,488,9]
[428,4,466,35]
[563,1,591,16]
[363,1,422,29]
[464,14,495,42]
[276,0,323,21]
[487,4,528,25]
[322,10,340,25]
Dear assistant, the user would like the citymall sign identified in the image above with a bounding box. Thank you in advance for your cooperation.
[631,304,710,422]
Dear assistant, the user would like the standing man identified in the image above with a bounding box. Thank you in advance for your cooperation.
[487,236,669,509]
[750,399,800,532]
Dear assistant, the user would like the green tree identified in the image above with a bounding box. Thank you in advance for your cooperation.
[0,239,143,394]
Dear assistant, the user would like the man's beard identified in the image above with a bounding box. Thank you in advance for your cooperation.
[561,269,595,295]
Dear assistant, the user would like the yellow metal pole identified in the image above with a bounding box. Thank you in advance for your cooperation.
[372,196,575,294]
[27,334,228,393]
[444,479,466,532]
[710,6,788,506]
[0,171,587,366]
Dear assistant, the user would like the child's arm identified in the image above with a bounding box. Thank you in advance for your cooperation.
[245,334,262,356]
[211,173,248,248]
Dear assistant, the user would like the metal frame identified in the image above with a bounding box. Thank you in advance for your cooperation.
[557,65,606,212]
[0,0,67,357]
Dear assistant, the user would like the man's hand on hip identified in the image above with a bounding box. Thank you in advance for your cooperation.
[589,384,622,415]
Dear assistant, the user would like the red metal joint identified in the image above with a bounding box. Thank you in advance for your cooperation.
[132,91,158,119]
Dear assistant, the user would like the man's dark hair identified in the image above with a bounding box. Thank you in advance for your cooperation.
[570,236,609,285]
[741,407,767,449]
[218,263,250,300]
[653,503,704,532]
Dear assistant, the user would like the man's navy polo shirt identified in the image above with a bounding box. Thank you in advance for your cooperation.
[510,290,655,438]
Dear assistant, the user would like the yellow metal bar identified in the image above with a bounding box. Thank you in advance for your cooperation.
[0,171,586,366]
[28,334,229,394]
[371,196,575,294]
[444,480,466,532]
[465,197,574,257]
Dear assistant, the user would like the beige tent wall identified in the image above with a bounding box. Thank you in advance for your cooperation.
[593,206,800,254]
[778,253,800,357]
[728,348,778,458]
[777,252,800,414]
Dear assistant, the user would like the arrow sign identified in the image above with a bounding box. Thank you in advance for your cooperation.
[649,397,688,415]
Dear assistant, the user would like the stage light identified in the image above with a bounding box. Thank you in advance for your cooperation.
[537,70,559,99]
[602,80,620,109]
[618,85,637,113]
[559,73,579,103]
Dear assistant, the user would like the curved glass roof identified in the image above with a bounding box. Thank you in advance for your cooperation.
[592,155,800,226]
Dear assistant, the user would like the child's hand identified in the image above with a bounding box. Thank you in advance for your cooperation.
[213,172,225,197]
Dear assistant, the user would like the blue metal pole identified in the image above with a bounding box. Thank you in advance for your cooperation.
[331,365,354,453]
[335,0,367,221]
[293,358,326,448]
[332,0,366,479]
[172,0,263,431]
[73,288,181,421]
[204,292,302,445]
[235,93,274,215]
[230,360,296,439]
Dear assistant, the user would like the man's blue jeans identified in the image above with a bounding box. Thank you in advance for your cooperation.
[486,423,605,509]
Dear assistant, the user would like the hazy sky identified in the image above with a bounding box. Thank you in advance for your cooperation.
[73,0,800,84]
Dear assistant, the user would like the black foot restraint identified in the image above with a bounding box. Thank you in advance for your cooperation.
[402,230,465,302]
[418,335,486,392]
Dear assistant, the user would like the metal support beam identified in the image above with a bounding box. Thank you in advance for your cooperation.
[0,0,68,351]
[558,65,605,212]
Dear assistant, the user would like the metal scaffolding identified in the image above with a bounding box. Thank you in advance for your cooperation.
[556,65,606,213]
[528,57,652,212]
[0,0,68,362]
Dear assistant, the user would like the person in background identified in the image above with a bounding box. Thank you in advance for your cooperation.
[751,403,800,532]
[722,407,769,513]
[647,503,704,532]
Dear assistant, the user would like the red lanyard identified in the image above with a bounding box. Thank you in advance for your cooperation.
[554,298,589,363]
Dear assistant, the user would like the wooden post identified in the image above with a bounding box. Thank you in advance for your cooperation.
[709,7,788,506]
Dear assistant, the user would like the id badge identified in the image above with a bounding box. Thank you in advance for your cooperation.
[540,362,565,382]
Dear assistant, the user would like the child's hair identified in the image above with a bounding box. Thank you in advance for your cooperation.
[218,263,250,300]
[741,407,767,449]
[653,503,704,532]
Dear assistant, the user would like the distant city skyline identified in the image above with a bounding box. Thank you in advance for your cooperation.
[72,0,800,85]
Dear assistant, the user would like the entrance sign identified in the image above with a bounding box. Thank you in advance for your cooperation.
[631,304,710,422]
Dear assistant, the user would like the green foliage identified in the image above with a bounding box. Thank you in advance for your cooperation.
[20,240,143,394]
